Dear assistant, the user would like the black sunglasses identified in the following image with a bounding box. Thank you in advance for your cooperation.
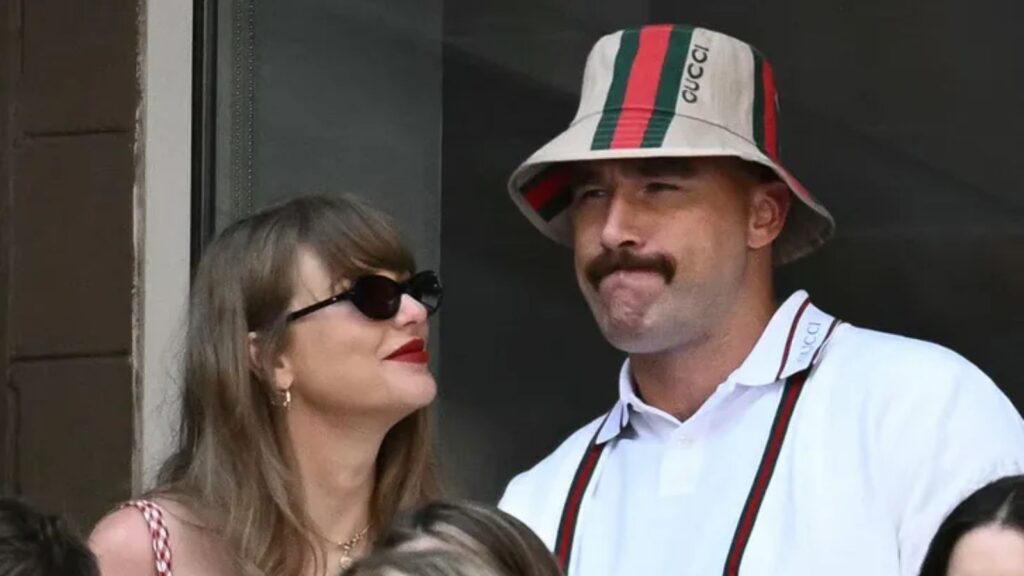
[286,270,443,322]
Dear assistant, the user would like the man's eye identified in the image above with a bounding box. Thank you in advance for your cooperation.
[572,188,606,203]
[645,181,680,193]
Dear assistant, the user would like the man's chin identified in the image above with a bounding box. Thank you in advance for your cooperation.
[585,292,669,351]
[597,316,662,353]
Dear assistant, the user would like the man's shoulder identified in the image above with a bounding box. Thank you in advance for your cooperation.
[825,322,991,389]
[820,325,1024,570]
[832,322,966,362]
[498,413,608,546]
[821,322,1021,437]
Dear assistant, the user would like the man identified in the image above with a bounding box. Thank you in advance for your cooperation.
[498,24,1024,576]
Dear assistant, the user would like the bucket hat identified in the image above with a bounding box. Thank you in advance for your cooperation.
[508,24,835,264]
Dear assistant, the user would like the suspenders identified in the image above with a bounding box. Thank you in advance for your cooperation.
[553,369,811,575]
[723,370,809,576]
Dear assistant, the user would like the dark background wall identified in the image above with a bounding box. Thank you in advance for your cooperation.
[0,0,138,530]
[224,0,442,272]
[438,1,654,496]
[232,0,1023,502]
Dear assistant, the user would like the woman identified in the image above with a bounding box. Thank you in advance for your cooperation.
[360,501,562,576]
[90,195,442,575]
[919,475,1024,576]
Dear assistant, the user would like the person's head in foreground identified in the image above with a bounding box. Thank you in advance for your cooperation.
[365,501,561,576]
[0,497,98,576]
[919,475,1024,576]
[342,547,509,576]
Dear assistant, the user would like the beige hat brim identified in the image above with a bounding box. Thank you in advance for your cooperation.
[508,110,835,265]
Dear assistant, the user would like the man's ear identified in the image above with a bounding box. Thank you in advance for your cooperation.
[748,181,792,250]
[248,332,293,392]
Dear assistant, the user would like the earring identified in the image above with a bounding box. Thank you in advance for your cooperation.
[272,388,292,409]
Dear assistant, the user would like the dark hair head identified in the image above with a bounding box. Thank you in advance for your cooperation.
[0,498,98,576]
[373,500,561,576]
[342,548,504,576]
[919,475,1024,576]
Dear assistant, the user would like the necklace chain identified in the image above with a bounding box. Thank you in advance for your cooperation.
[333,525,370,570]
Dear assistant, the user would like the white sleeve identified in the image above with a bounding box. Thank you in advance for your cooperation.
[884,358,1024,576]
[498,472,529,518]
[498,469,562,549]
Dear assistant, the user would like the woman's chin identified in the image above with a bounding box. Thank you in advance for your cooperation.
[385,373,438,413]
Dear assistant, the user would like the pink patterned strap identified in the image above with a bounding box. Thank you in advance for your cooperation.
[123,499,174,576]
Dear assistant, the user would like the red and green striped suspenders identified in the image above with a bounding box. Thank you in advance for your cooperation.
[554,303,839,575]
[554,370,809,575]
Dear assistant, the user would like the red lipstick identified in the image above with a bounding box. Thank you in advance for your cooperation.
[385,338,429,364]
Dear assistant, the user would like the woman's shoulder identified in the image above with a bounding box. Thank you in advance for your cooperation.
[89,499,170,576]
[90,496,214,576]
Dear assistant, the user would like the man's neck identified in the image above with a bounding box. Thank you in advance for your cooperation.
[630,290,777,421]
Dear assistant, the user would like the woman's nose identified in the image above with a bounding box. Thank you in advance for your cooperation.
[394,293,429,326]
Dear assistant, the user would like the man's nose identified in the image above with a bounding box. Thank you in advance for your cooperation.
[600,193,644,251]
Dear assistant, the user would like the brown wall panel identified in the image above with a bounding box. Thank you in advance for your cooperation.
[19,0,139,134]
[11,134,134,358]
[0,0,17,490]
[12,356,133,530]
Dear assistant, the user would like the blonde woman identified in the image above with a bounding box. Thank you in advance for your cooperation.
[90,195,442,575]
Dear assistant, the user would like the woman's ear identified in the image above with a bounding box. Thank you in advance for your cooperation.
[248,332,294,392]
[247,332,261,371]
[748,181,792,250]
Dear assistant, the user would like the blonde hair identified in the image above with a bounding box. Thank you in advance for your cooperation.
[155,195,440,575]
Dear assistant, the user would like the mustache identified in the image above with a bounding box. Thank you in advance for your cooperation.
[585,249,677,289]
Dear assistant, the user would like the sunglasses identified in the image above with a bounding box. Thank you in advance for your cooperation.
[286,270,443,323]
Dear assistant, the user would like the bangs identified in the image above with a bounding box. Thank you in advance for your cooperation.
[234,194,418,331]
[296,195,416,286]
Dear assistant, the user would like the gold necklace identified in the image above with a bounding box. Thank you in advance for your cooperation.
[333,525,370,570]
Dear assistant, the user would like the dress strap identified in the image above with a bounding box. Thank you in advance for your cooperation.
[123,499,174,576]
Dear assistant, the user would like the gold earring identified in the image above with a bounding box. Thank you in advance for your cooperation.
[273,388,292,408]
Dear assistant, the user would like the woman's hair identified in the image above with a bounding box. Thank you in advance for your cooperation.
[372,501,561,576]
[0,497,98,576]
[154,195,440,575]
[343,548,504,576]
[919,475,1024,576]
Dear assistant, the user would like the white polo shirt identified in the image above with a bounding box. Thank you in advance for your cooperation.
[499,291,1024,576]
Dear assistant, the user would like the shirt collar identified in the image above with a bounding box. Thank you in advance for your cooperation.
[596,362,636,444]
[729,290,838,386]
[595,290,839,445]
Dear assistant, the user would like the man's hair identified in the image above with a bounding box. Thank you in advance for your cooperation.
[0,497,99,576]
[919,475,1024,576]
